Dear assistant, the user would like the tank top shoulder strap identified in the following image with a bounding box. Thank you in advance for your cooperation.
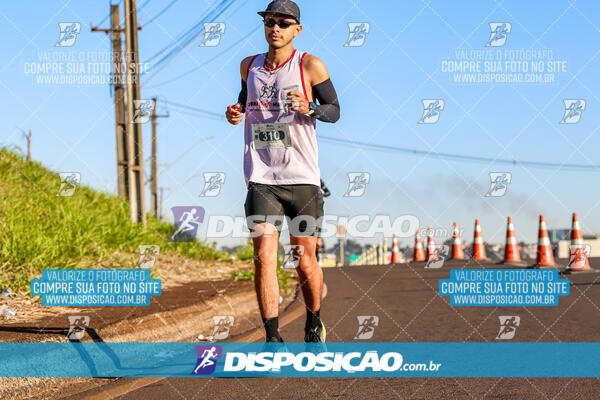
[298,50,310,101]
[246,54,260,79]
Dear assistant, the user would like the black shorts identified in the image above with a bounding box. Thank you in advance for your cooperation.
[244,181,324,236]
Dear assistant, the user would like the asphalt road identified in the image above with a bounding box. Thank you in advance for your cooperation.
[64,260,600,400]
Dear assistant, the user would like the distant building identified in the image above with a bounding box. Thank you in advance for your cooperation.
[520,243,537,260]
[320,253,337,268]
[548,229,569,243]
[558,239,600,258]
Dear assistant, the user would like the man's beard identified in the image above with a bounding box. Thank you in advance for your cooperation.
[268,37,291,49]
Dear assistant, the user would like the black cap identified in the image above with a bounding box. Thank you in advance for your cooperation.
[257,0,301,24]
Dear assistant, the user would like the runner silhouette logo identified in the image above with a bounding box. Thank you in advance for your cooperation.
[496,316,520,340]
[560,99,586,124]
[485,172,512,197]
[199,172,226,197]
[192,345,222,375]
[56,22,81,47]
[168,206,205,242]
[485,22,511,47]
[418,99,444,124]
[354,315,379,339]
[200,22,225,47]
[344,23,370,47]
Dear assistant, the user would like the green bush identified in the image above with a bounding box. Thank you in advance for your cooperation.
[0,148,230,292]
[234,244,254,261]
[230,267,293,292]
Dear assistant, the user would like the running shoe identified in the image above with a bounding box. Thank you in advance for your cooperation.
[265,334,285,342]
[304,320,326,342]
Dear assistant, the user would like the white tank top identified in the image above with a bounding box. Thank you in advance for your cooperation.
[243,49,320,186]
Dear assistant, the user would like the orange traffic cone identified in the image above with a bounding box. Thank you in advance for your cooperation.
[472,219,487,260]
[504,216,521,263]
[426,226,438,261]
[391,234,401,264]
[535,214,555,267]
[566,212,590,271]
[413,230,426,261]
[451,222,465,259]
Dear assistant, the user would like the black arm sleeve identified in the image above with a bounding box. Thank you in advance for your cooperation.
[237,78,247,112]
[311,78,340,123]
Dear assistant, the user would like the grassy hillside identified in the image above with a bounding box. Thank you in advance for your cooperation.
[0,148,230,292]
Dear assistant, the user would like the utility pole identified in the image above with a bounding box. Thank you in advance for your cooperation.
[336,225,346,267]
[92,4,128,199]
[150,97,169,217]
[26,130,31,161]
[20,129,32,161]
[110,4,127,199]
[145,161,168,211]
[123,0,146,226]
[159,187,170,221]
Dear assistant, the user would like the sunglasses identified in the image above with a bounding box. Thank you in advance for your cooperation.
[263,18,298,29]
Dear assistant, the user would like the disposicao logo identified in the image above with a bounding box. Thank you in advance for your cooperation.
[224,351,404,373]
[192,345,222,375]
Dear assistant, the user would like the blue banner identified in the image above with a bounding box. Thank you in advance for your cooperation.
[0,342,598,377]
[439,269,570,306]
[30,269,162,306]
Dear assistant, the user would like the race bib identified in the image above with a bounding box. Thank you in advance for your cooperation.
[252,123,291,149]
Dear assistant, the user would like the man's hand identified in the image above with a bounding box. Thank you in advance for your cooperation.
[226,103,244,125]
[286,90,310,114]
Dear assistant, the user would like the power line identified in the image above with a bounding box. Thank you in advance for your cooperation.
[145,0,234,75]
[144,24,262,89]
[143,0,236,83]
[142,97,596,171]
[95,0,149,36]
[139,0,152,12]
[143,0,229,64]
[168,108,225,121]
[160,135,215,175]
[162,100,225,120]
[95,0,122,27]
[318,135,600,171]
[143,0,179,27]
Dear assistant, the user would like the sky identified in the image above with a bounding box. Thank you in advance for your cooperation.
[1,0,599,249]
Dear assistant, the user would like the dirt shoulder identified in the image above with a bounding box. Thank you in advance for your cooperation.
[0,252,249,328]
[0,253,298,400]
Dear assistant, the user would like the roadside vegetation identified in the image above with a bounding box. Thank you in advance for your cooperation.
[0,148,230,292]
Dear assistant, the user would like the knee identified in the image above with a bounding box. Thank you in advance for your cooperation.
[254,246,278,268]
[297,251,318,271]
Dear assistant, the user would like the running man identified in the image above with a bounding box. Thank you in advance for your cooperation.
[193,346,218,374]
[225,0,340,342]
[169,208,201,241]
